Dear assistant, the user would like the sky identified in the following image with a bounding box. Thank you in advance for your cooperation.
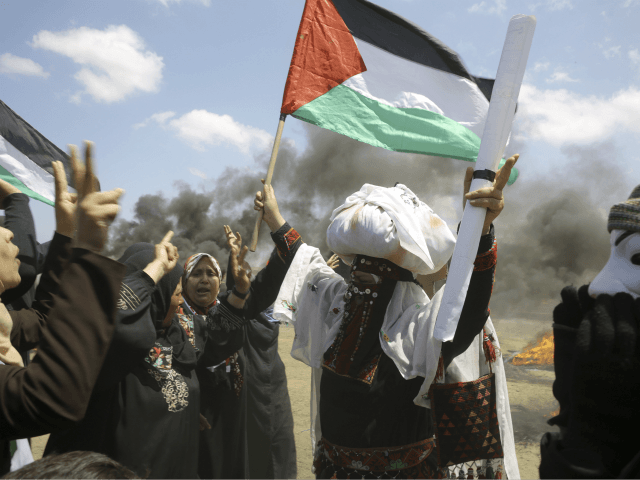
[1,0,640,250]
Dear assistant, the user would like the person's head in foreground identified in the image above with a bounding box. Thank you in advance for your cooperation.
[589,184,640,298]
[326,183,456,282]
[0,226,23,367]
[2,451,139,479]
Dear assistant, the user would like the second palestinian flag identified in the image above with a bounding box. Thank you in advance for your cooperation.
[282,0,515,181]
[0,100,71,206]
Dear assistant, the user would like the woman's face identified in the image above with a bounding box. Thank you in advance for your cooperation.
[0,227,21,292]
[185,257,220,308]
[162,281,183,328]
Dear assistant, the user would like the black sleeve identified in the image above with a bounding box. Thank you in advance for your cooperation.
[539,432,616,479]
[1,193,38,305]
[93,270,158,390]
[226,222,301,319]
[198,293,248,367]
[0,250,125,440]
[442,224,496,368]
[9,233,72,353]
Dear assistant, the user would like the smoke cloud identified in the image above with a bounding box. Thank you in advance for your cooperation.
[106,123,633,320]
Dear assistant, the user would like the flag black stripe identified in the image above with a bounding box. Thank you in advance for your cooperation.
[330,0,493,101]
[0,100,71,183]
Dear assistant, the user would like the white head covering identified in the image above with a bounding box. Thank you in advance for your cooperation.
[326,184,456,275]
[183,253,222,282]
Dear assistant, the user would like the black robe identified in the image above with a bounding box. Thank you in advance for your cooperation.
[244,309,297,479]
[46,250,246,479]
[197,223,300,479]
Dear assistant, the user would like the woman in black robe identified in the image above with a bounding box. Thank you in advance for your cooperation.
[46,230,252,479]
[192,187,302,479]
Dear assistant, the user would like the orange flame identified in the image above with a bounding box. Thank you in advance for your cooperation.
[512,331,554,366]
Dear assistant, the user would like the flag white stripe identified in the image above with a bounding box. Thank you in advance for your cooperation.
[344,39,490,137]
[0,133,55,203]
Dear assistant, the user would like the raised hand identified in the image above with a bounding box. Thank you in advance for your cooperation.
[327,253,340,270]
[224,225,242,255]
[548,284,594,428]
[143,231,180,284]
[72,141,123,253]
[254,179,286,232]
[463,154,519,234]
[0,178,21,209]
[566,292,640,475]
[51,160,78,237]
[224,225,251,296]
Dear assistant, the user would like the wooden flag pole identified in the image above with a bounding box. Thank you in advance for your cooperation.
[250,113,287,252]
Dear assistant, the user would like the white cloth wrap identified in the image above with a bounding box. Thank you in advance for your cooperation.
[326,184,456,275]
[274,244,519,479]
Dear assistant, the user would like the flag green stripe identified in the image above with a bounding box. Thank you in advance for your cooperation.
[0,165,53,206]
[293,84,517,184]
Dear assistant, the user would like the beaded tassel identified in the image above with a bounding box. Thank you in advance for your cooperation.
[483,328,498,364]
[435,354,445,382]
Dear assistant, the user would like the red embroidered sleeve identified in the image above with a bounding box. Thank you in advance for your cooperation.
[474,237,497,272]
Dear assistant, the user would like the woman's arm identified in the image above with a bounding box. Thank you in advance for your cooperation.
[0,249,125,439]
[442,226,496,368]
[198,293,248,367]
[8,232,72,353]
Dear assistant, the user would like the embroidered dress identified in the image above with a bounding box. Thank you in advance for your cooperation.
[45,247,247,480]
[274,227,519,479]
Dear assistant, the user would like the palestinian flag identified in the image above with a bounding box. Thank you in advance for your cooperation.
[0,100,71,206]
[282,0,517,183]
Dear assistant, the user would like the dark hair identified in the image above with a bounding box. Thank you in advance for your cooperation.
[2,451,141,479]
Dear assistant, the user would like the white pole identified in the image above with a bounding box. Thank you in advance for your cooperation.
[434,14,536,342]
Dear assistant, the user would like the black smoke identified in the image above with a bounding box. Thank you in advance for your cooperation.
[106,123,632,319]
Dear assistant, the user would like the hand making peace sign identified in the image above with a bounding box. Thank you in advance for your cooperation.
[463,154,519,235]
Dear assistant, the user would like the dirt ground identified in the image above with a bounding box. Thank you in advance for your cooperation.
[29,317,555,480]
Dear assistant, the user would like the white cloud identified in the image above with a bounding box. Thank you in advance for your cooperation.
[32,25,163,103]
[601,45,621,59]
[546,71,579,83]
[534,61,550,72]
[546,0,573,10]
[133,111,176,129]
[0,53,49,78]
[152,0,210,6]
[188,167,208,179]
[516,84,640,146]
[631,48,640,68]
[136,109,281,155]
[468,0,507,15]
[163,110,272,154]
[623,0,639,6]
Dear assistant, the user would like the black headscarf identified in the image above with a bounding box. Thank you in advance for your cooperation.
[117,242,154,264]
[123,246,198,371]
[123,247,183,328]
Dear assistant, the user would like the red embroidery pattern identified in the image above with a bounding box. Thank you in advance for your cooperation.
[323,353,381,385]
[177,314,197,350]
[313,437,438,479]
[474,238,497,272]
[231,353,243,397]
[283,228,301,250]
[322,283,382,383]
[428,373,503,467]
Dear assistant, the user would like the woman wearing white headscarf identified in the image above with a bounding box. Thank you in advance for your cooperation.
[274,157,520,479]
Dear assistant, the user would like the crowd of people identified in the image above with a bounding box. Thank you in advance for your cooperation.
[0,142,638,480]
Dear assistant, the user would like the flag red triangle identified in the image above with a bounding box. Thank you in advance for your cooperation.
[281,0,366,114]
